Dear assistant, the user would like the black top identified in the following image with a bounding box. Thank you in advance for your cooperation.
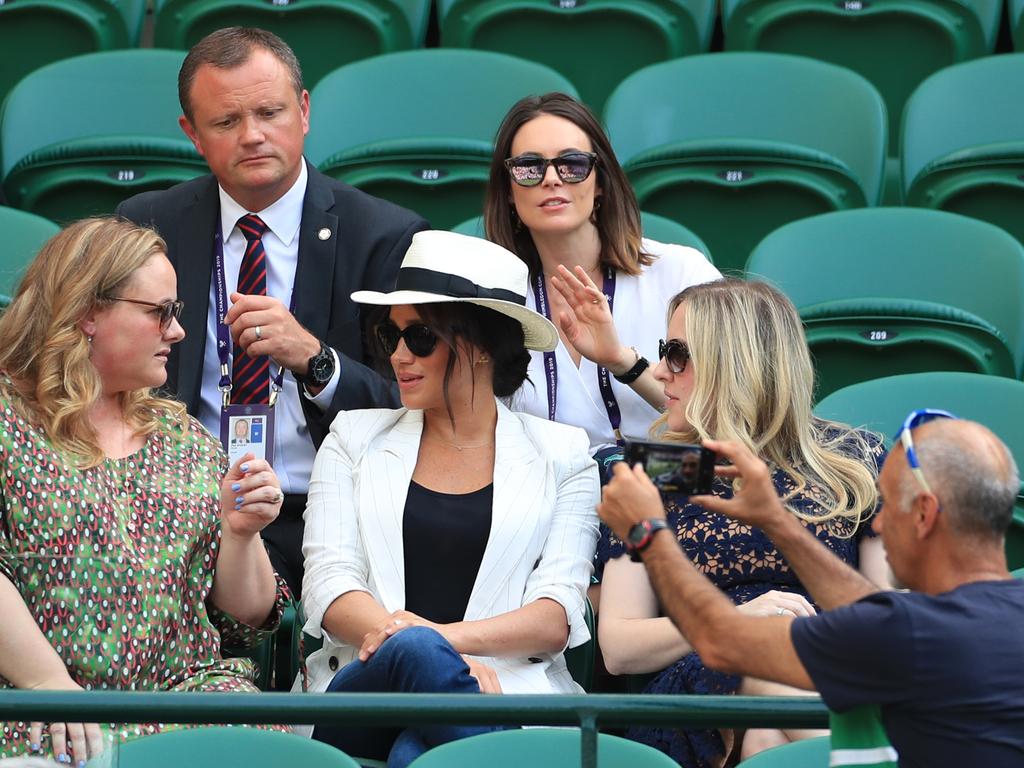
[403,480,493,624]
[792,579,1024,768]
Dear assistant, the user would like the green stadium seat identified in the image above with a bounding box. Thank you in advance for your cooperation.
[306,49,578,229]
[604,53,887,274]
[452,211,713,261]
[735,735,829,766]
[0,50,206,223]
[814,372,1024,569]
[902,54,1024,247]
[407,728,680,768]
[222,633,276,692]
[745,208,1024,399]
[153,0,431,90]
[437,0,715,113]
[722,0,1000,164]
[95,726,360,767]
[0,0,147,112]
[1014,0,1024,49]
[0,207,59,307]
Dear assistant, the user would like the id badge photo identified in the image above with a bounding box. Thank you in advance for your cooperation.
[221,404,276,466]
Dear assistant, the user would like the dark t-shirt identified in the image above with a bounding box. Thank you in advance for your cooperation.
[403,481,493,625]
[791,580,1024,768]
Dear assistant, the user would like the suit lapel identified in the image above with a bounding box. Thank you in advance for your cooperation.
[172,178,220,411]
[293,162,339,340]
[465,404,543,619]
[359,409,423,611]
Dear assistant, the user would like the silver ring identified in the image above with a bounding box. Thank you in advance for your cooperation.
[254,325,263,341]
[776,607,786,616]
[393,619,403,626]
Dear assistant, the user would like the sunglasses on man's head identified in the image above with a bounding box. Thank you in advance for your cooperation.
[658,339,690,375]
[375,322,439,357]
[893,408,958,495]
[504,152,598,187]
[108,297,184,331]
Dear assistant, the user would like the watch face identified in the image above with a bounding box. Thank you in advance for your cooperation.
[627,520,650,547]
[310,352,333,384]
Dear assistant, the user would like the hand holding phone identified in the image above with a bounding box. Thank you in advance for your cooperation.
[623,440,715,499]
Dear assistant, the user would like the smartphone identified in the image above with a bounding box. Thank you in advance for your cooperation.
[623,440,716,499]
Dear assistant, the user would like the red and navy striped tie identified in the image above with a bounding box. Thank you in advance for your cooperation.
[232,214,270,404]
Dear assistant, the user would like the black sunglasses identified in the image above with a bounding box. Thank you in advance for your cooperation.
[376,322,439,357]
[504,152,598,187]
[108,297,184,331]
[658,339,690,375]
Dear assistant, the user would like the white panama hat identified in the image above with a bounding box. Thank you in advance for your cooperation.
[351,230,558,352]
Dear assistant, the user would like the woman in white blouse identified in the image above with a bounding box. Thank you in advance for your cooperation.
[484,92,721,460]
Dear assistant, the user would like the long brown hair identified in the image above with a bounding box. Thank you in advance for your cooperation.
[484,92,651,278]
[0,217,188,466]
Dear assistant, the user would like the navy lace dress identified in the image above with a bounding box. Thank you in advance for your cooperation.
[599,433,885,767]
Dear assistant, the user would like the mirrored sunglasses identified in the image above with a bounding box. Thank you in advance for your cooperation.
[375,322,439,357]
[108,297,184,330]
[504,152,598,187]
[658,339,690,374]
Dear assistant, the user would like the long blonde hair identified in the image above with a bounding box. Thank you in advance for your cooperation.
[0,217,188,466]
[653,278,879,530]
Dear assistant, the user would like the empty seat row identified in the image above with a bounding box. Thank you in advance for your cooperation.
[4,49,1021,274]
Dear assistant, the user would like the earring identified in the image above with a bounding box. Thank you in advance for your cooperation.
[590,197,602,225]
[87,335,93,344]
[477,355,489,365]
[510,206,523,232]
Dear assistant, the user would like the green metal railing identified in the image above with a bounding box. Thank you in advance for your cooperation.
[0,691,828,768]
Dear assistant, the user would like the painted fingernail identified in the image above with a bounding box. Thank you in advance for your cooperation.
[29,743,40,752]
[235,496,244,504]
[79,760,88,768]
[57,754,69,764]
[231,482,241,491]
[240,463,250,472]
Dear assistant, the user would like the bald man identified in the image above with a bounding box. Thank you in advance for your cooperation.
[600,415,1024,767]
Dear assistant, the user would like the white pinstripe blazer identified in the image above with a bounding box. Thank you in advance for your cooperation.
[300,401,600,696]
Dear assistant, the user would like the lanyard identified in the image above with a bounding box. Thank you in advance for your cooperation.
[532,268,622,438]
[213,221,295,408]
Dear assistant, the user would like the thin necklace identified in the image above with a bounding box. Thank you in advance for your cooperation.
[423,434,494,452]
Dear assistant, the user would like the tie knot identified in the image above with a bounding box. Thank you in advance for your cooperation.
[237,214,267,242]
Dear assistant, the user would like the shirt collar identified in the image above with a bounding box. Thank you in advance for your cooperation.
[218,160,308,248]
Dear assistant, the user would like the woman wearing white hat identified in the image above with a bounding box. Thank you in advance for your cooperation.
[301,230,600,766]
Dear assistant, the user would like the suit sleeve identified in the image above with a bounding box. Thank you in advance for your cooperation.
[521,428,600,650]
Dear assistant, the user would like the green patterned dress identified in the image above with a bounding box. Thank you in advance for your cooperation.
[0,387,289,757]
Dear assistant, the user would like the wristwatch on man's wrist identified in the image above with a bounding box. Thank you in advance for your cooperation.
[296,341,335,389]
[626,518,670,562]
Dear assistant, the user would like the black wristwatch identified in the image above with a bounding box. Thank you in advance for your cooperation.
[613,347,650,384]
[296,341,335,389]
[626,518,670,562]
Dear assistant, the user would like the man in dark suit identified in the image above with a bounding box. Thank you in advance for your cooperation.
[118,27,428,597]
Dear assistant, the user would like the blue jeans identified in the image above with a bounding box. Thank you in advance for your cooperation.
[312,626,505,768]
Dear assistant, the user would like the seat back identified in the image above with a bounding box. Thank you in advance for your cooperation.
[1013,0,1024,49]
[0,0,146,110]
[437,0,715,112]
[746,208,1024,397]
[1,50,206,222]
[902,54,1024,246]
[406,728,680,767]
[154,0,430,90]
[605,53,887,273]
[722,0,999,157]
[0,207,60,306]
[103,726,361,767]
[306,49,577,228]
[815,372,1024,569]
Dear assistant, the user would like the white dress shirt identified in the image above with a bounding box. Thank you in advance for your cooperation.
[511,239,722,453]
[197,162,341,493]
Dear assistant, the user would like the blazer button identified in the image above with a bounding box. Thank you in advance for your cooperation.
[328,656,339,671]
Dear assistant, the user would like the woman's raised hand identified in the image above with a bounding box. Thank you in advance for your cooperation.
[550,265,636,374]
[220,454,282,538]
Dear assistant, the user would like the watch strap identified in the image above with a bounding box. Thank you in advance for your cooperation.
[627,518,670,562]
[613,347,650,384]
